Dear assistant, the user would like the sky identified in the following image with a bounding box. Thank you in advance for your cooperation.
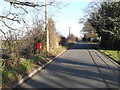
[53,1,90,38]
[0,0,93,39]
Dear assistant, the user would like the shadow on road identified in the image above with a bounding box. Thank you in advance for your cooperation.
[68,43,98,50]
[69,41,119,51]
[17,41,119,88]
[17,57,119,88]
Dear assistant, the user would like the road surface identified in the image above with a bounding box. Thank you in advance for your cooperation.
[18,42,120,88]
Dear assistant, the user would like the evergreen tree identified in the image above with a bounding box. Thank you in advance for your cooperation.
[88,2,120,49]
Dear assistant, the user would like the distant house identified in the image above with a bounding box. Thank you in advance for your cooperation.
[83,33,100,42]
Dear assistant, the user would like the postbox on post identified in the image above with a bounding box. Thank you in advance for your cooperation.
[36,43,42,50]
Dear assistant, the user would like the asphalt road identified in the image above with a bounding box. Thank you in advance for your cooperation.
[18,42,120,88]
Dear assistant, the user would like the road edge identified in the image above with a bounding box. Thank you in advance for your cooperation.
[12,49,67,88]
[95,49,120,67]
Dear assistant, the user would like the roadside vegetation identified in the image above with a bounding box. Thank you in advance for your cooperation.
[1,18,78,88]
[1,30,77,88]
[100,50,120,62]
[0,1,78,88]
[84,41,120,63]
[80,1,120,63]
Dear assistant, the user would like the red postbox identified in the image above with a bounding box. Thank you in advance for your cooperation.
[36,43,42,49]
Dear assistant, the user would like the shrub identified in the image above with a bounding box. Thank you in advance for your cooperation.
[2,54,10,59]
[2,67,16,84]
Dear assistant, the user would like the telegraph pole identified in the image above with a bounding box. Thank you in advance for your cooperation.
[68,27,71,36]
[45,0,49,52]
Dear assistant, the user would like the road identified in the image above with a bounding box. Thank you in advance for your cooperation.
[18,42,120,88]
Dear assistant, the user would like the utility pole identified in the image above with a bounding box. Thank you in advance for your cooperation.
[45,0,49,52]
[68,27,71,36]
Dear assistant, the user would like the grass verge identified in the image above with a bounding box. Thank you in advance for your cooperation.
[85,41,98,44]
[49,46,67,56]
[99,50,120,63]
[2,45,67,88]
[84,41,120,63]
[2,58,44,87]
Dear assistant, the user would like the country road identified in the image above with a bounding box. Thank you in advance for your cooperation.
[17,42,120,88]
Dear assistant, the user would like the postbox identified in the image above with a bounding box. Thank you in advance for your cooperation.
[36,43,42,49]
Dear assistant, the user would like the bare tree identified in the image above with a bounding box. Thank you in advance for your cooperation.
[0,0,56,38]
[0,0,67,60]
[79,1,101,24]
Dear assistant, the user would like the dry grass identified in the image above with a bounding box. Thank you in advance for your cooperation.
[49,45,67,56]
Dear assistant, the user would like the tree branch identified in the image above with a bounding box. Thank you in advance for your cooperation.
[0,15,20,23]
[4,0,41,7]
[0,29,7,40]
[0,20,17,30]
[13,4,28,13]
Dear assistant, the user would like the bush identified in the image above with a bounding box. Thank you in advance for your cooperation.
[2,67,16,84]
[2,54,10,59]
[59,36,67,46]
[17,64,28,72]
[92,38,99,42]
